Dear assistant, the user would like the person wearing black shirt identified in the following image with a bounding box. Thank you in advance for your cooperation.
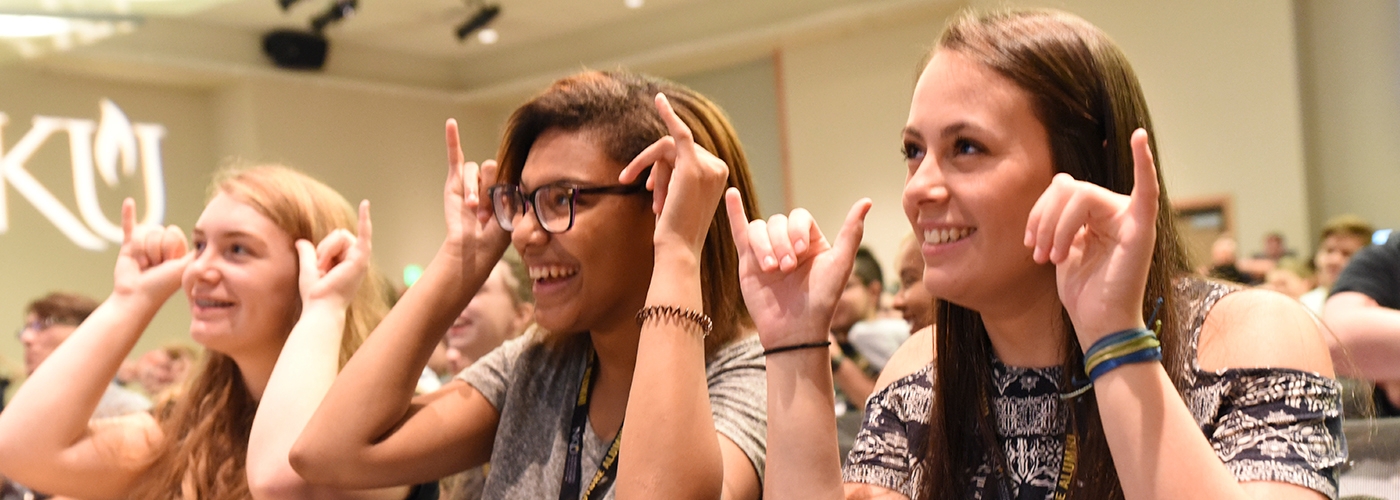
[1325,231,1400,416]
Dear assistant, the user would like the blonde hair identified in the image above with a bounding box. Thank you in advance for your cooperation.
[130,164,388,499]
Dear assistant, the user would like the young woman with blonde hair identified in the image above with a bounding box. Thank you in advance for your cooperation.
[0,166,421,499]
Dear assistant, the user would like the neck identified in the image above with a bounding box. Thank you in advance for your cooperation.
[589,320,640,387]
[976,271,1066,368]
[227,342,282,402]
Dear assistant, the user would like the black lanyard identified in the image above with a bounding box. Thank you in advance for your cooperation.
[559,353,623,500]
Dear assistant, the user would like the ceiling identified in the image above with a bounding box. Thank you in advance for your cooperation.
[1,0,952,103]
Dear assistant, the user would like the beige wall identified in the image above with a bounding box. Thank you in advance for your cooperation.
[2,0,1395,397]
[1296,0,1400,235]
[780,0,1313,268]
[0,68,489,395]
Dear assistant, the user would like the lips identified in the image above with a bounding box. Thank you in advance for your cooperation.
[923,227,976,245]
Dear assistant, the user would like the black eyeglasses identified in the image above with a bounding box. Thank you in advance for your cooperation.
[487,181,648,234]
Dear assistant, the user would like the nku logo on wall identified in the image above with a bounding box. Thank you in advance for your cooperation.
[0,99,166,251]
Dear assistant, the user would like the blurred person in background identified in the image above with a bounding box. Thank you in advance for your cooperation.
[1259,258,1312,301]
[1300,215,1373,315]
[1325,229,1400,417]
[889,233,934,333]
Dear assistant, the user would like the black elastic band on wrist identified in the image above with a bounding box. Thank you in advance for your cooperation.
[762,341,832,356]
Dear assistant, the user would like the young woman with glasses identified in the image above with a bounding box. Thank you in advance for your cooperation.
[291,70,767,499]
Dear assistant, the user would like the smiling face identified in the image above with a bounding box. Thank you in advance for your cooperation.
[890,236,934,331]
[445,262,530,363]
[901,50,1058,312]
[181,193,301,358]
[1314,233,1368,290]
[510,128,655,336]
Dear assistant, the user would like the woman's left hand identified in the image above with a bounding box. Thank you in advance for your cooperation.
[619,93,731,255]
[297,200,373,312]
[1025,129,1158,347]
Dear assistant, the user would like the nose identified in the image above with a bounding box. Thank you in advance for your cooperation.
[186,247,222,284]
[510,200,550,250]
[904,157,949,205]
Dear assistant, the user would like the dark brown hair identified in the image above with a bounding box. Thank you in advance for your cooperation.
[25,292,99,326]
[921,9,1191,500]
[495,70,760,357]
[130,165,389,500]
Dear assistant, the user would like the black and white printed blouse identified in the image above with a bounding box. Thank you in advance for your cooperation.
[842,279,1347,499]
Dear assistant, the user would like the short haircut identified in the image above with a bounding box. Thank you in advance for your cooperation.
[1318,214,1374,244]
[25,292,99,326]
[853,247,884,290]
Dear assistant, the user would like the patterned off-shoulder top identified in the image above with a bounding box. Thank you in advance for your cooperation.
[842,278,1347,499]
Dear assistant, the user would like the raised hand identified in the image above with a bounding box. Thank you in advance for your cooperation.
[618,93,730,254]
[113,198,191,301]
[1025,128,1158,346]
[725,188,872,350]
[296,200,373,311]
[442,119,510,268]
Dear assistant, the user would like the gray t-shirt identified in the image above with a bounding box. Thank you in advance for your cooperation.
[459,328,767,499]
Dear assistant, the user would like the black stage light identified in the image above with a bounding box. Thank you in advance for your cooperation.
[455,4,500,41]
[311,0,357,33]
[262,29,328,70]
[278,0,302,11]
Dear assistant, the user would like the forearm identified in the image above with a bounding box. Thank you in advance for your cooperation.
[248,303,345,499]
[1094,363,1255,500]
[292,242,490,482]
[0,292,159,474]
[1324,303,1400,379]
[832,362,874,410]
[618,249,724,499]
[764,348,844,500]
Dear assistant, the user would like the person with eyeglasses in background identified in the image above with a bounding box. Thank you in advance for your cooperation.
[3,292,152,500]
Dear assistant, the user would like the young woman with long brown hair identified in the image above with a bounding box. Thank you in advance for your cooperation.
[290,70,767,499]
[0,166,418,499]
[734,9,1345,500]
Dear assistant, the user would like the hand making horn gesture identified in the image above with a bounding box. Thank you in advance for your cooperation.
[726,191,872,351]
[114,198,192,301]
[442,118,511,273]
[1025,128,1159,347]
[296,200,373,311]
[619,93,731,254]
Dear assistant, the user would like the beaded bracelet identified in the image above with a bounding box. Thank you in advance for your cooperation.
[636,305,714,337]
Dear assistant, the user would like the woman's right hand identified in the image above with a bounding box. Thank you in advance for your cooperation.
[724,189,871,350]
[442,119,510,269]
[113,198,191,301]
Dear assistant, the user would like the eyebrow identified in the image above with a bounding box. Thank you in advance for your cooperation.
[191,228,266,243]
[904,121,981,142]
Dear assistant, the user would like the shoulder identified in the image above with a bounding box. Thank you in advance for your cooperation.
[90,411,163,463]
[874,325,934,393]
[1196,288,1334,376]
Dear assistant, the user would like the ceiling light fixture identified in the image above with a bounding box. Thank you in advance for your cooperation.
[0,14,72,38]
[310,0,356,33]
[278,0,303,11]
[455,2,500,42]
[625,0,643,9]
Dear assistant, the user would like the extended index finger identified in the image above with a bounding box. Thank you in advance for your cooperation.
[121,198,136,244]
[654,93,695,152]
[356,200,373,251]
[724,188,750,251]
[445,119,464,172]
[1128,128,1160,220]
